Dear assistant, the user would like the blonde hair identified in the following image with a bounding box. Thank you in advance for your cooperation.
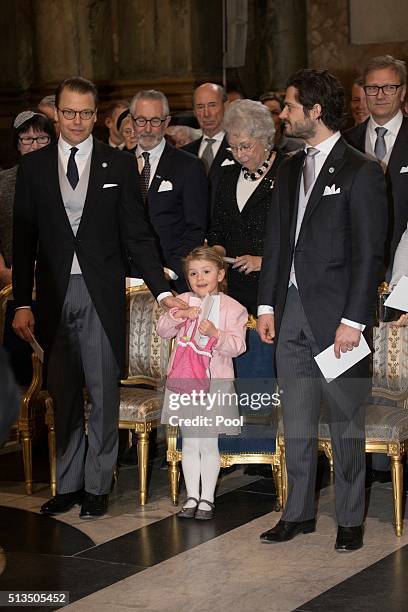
[183,246,225,291]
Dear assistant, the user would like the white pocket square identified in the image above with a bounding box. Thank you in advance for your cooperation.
[103,183,118,188]
[323,184,341,196]
[158,180,173,192]
[400,166,408,173]
[221,158,235,166]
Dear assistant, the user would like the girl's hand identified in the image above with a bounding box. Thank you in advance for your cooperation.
[173,306,201,320]
[232,255,262,274]
[199,319,218,338]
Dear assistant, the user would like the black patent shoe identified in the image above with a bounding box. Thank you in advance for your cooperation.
[79,493,109,519]
[260,519,316,543]
[40,490,84,515]
[335,525,363,552]
[177,497,199,519]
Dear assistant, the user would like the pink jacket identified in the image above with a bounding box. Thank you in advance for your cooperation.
[157,292,248,378]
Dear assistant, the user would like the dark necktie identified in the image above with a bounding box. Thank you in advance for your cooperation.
[67,146,79,190]
[303,147,319,194]
[140,151,150,201]
[374,126,388,161]
[201,138,215,173]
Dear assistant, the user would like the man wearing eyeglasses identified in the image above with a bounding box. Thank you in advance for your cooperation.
[12,77,182,519]
[345,55,408,269]
[130,90,208,292]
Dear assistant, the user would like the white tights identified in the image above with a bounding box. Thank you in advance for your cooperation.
[181,430,220,509]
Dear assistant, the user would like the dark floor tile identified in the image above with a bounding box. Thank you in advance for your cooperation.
[296,544,408,612]
[238,477,277,495]
[0,507,94,556]
[0,552,142,609]
[77,488,278,566]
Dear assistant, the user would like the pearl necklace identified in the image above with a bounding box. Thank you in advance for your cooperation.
[242,150,273,181]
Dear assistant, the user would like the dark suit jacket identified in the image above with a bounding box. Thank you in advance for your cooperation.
[207,152,283,315]
[344,116,408,266]
[258,137,387,351]
[145,142,209,290]
[12,138,169,373]
[183,135,235,215]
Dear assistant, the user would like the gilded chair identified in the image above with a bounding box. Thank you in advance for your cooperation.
[316,323,408,536]
[0,284,55,494]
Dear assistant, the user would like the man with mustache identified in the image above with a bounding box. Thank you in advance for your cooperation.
[131,90,209,292]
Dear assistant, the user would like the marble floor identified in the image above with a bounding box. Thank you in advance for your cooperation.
[0,447,407,612]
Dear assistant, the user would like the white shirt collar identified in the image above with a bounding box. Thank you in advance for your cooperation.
[136,138,166,160]
[58,134,93,156]
[305,131,341,156]
[368,110,403,138]
[202,130,225,143]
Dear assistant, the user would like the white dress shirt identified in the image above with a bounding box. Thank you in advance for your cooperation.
[198,131,225,160]
[258,131,364,331]
[366,110,403,168]
[136,139,166,187]
[58,134,93,176]
[236,172,261,211]
[390,221,408,287]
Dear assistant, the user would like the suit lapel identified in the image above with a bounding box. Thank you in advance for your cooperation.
[77,138,113,235]
[149,142,174,196]
[45,144,74,234]
[301,138,347,229]
[288,150,305,247]
[387,117,408,176]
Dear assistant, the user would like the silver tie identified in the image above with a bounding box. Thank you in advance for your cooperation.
[303,147,319,194]
[374,126,388,161]
[201,137,215,173]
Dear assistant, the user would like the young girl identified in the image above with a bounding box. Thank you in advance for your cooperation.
[157,246,248,520]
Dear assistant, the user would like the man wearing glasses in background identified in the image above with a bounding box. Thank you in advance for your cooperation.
[345,55,408,270]
[12,77,182,519]
[130,90,209,292]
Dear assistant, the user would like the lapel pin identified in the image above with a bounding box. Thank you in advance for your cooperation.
[102,162,108,168]
[329,167,334,173]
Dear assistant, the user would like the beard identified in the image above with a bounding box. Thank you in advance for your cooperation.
[138,131,163,150]
[283,117,316,140]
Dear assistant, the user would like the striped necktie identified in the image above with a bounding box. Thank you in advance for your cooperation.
[140,151,150,201]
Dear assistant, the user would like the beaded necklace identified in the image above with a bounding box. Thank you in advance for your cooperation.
[242,149,273,181]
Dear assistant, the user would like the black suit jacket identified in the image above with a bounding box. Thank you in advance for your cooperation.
[344,116,408,266]
[208,152,283,315]
[258,137,387,351]
[183,135,235,215]
[145,142,209,290]
[12,138,169,372]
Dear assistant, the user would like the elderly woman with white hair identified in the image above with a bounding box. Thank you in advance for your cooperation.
[207,99,284,417]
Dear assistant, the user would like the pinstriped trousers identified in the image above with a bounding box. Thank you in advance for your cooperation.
[47,275,120,495]
[276,286,367,527]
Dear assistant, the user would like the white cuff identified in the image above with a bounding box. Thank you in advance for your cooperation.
[157,292,173,303]
[15,306,32,311]
[341,318,366,331]
[257,305,274,316]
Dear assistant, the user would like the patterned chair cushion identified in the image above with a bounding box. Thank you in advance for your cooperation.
[126,289,170,380]
[175,424,277,454]
[85,387,163,423]
[318,404,408,442]
[373,323,408,395]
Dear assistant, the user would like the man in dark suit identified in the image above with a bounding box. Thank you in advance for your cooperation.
[344,55,407,269]
[130,90,208,292]
[183,83,235,213]
[12,77,182,518]
[257,69,387,551]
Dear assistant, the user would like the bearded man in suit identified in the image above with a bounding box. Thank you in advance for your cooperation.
[12,77,182,519]
[257,69,387,551]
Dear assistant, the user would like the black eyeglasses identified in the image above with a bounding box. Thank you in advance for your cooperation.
[363,84,403,96]
[18,135,51,145]
[131,116,167,127]
[57,108,96,120]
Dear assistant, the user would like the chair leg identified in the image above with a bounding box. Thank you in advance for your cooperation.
[271,463,282,511]
[168,461,180,505]
[390,454,404,536]
[137,431,149,505]
[279,440,288,508]
[21,430,33,495]
[45,399,57,496]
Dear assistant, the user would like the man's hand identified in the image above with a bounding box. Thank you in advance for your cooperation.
[257,314,275,344]
[333,323,361,359]
[12,308,35,342]
[391,313,408,327]
[160,295,189,311]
